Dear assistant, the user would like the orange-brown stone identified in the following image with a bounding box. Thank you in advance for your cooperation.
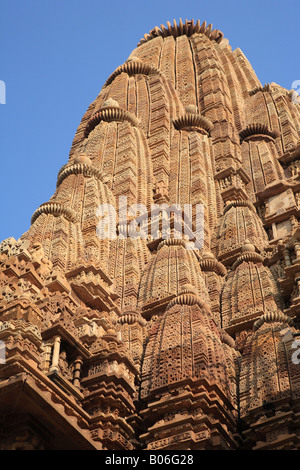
[1,18,300,450]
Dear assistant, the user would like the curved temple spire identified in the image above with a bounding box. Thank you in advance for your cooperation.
[138,18,224,46]
[0,17,300,451]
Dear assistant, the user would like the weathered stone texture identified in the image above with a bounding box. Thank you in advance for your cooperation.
[1,18,300,449]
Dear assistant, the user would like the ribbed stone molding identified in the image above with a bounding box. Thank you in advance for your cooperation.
[199,252,227,276]
[104,59,159,87]
[166,284,210,312]
[31,202,77,225]
[166,292,210,312]
[173,112,214,134]
[232,240,264,270]
[239,124,279,142]
[157,238,187,251]
[232,252,264,272]
[249,83,272,96]
[137,18,224,46]
[232,251,264,270]
[56,162,109,187]
[117,310,147,327]
[223,199,257,215]
[219,329,236,348]
[84,104,140,138]
[253,311,295,332]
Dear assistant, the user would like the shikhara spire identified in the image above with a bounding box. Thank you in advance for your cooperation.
[1,18,300,450]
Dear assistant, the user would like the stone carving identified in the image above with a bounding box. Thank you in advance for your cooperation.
[288,160,300,177]
[0,17,300,450]
[0,237,30,258]
[239,123,279,142]
[270,260,285,279]
[220,176,232,189]
[58,350,73,380]
[173,111,213,134]
[137,18,224,46]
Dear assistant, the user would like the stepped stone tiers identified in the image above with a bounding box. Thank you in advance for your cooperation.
[1,18,300,450]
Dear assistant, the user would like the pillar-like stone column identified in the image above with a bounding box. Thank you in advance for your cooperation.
[294,242,300,262]
[49,336,61,373]
[283,248,291,267]
[42,342,52,372]
[73,356,83,388]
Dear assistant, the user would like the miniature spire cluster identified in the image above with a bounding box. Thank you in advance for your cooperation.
[0,18,300,450]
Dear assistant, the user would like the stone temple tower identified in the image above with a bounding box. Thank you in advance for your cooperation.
[1,18,300,450]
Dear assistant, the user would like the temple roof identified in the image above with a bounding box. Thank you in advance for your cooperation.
[137,18,224,47]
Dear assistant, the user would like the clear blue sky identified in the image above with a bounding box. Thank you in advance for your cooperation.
[0,0,299,242]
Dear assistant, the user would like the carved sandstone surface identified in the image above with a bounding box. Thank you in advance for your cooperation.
[1,18,300,450]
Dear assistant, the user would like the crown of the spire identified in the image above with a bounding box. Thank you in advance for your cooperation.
[137,18,224,46]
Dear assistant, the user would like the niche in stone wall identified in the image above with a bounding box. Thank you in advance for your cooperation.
[266,189,295,218]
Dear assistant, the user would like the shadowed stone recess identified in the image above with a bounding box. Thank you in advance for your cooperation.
[0,17,300,450]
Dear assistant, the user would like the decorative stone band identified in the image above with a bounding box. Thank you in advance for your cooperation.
[56,162,109,187]
[84,106,140,138]
[232,250,264,270]
[137,18,224,47]
[117,311,147,327]
[157,238,187,251]
[173,113,214,134]
[166,291,210,313]
[104,60,159,87]
[249,83,272,96]
[0,319,42,341]
[253,311,295,332]
[239,124,279,143]
[31,202,77,225]
[223,199,257,215]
